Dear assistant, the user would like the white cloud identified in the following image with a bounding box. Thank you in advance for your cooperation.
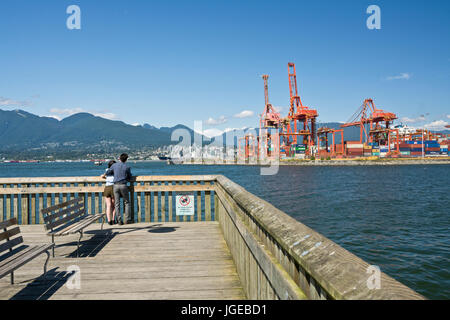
[401,115,426,123]
[447,115,450,119]
[50,108,84,115]
[423,120,449,131]
[204,115,227,125]
[48,108,118,120]
[272,106,285,113]
[202,128,224,138]
[0,96,31,107]
[234,110,254,118]
[386,73,412,81]
[94,112,119,120]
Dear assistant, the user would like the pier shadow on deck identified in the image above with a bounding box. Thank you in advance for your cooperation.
[0,222,246,300]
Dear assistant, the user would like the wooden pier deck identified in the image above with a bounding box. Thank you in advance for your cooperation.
[0,175,424,300]
[0,222,246,300]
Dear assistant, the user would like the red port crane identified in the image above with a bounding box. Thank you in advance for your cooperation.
[280,63,318,156]
[259,75,281,159]
[341,99,397,144]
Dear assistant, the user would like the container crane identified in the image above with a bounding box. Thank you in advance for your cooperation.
[259,75,281,159]
[280,63,318,156]
[341,99,397,144]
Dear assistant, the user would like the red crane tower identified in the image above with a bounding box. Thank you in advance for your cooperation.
[341,99,397,143]
[280,63,318,156]
[341,99,399,154]
[259,75,281,159]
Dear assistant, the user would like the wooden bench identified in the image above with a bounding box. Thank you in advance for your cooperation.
[0,218,54,284]
[41,197,106,257]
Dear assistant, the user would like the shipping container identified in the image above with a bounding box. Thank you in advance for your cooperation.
[410,152,423,156]
[347,144,364,149]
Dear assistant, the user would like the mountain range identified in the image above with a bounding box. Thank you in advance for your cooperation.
[0,109,204,158]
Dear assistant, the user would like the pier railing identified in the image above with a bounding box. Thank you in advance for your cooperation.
[0,175,424,300]
[0,175,216,224]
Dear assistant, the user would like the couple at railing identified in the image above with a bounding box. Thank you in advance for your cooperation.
[100,153,133,225]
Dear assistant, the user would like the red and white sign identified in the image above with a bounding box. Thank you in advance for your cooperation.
[176,193,194,216]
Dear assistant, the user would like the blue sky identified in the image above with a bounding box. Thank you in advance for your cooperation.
[0,0,449,137]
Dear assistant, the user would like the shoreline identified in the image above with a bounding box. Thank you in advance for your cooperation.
[182,158,450,166]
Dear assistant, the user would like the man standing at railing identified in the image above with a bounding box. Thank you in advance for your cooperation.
[102,153,133,225]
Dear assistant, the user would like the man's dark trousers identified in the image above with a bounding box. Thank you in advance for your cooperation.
[114,184,131,223]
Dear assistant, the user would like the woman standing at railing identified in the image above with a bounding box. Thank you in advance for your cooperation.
[101,160,117,225]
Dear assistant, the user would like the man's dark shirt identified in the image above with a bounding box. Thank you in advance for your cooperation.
[105,162,132,184]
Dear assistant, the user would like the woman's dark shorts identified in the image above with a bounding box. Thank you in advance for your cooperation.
[104,185,114,198]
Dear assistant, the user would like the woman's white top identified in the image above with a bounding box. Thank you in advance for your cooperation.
[105,169,114,186]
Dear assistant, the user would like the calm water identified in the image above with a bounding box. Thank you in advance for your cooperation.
[1,161,449,299]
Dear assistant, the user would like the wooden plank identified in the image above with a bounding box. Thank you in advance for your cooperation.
[0,236,23,254]
[214,191,218,222]
[153,186,158,223]
[196,189,201,222]
[168,191,173,223]
[0,189,4,222]
[13,193,18,224]
[161,191,166,222]
[180,181,186,222]
[137,190,142,223]
[0,175,218,185]
[95,192,99,216]
[38,193,44,224]
[0,184,216,195]
[62,184,68,203]
[87,188,92,215]
[60,214,105,236]
[144,191,150,223]
[175,182,180,223]
[46,193,52,215]
[31,193,36,224]
[0,227,20,241]
[43,202,84,223]
[205,189,211,222]
[6,185,11,220]
[129,185,135,222]
[70,183,76,202]
[45,209,86,231]
[0,246,37,269]
[21,192,29,225]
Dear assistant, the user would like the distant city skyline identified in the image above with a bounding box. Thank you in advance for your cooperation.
[0,0,449,137]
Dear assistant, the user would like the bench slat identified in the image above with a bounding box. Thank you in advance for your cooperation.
[0,244,53,279]
[0,218,18,230]
[0,227,21,242]
[62,213,105,235]
[0,236,23,254]
[48,213,91,236]
[51,213,104,237]
[0,245,33,268]
[43,202,84,223]
[45,209,86,231]
[41,197,83,215]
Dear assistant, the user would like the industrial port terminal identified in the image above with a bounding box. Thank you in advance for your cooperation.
[234,62,449,163]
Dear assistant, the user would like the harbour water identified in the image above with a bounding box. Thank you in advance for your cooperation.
[0,161,449,299]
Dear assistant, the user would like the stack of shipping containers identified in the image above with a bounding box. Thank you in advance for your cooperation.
[346,141,364,157]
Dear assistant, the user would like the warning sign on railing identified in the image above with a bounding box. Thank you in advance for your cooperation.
[176,193,194,216]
